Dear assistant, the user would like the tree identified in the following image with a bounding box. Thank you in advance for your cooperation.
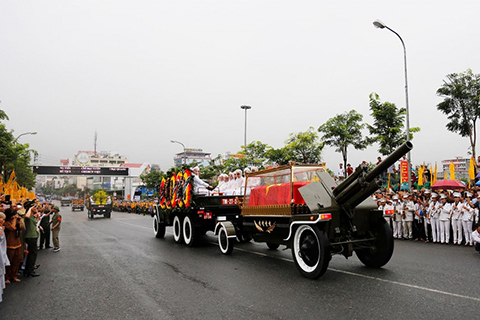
[284,127,324,164]
[266,147,293,166]
[318,110,369,176]
[238,141,271,167]
[140,170,165,190]
[367,93,420,155]
[436,69,480,162]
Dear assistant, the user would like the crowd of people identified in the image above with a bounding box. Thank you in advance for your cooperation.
[0,197,62,303]
[374,188,480,253]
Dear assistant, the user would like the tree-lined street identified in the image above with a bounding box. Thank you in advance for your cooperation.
[2,204,479,319]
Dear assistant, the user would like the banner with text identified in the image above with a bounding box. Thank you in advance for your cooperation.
[400,161,409,183]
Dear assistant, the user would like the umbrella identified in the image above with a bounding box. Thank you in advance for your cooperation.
[432,179,466,190]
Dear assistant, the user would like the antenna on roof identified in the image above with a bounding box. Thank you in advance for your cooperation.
[94,130,98,155]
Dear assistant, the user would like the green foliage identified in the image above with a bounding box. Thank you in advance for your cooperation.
[265,147,293,166]
[436,69,480,160]
[238,141,270,167]
[140,170,165,189]
[0,110,36,188]
[318,110,368,172]
[367,93,420,155]
[284,127,324,164]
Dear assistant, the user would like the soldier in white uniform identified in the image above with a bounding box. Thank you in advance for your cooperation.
[461,192,475,246]
[392,195,403,239]
[192,166,213,195]
[472,223,480,254]
[438,194,452,244]
[450,192,464,245]
[428,193,440,243]
[402,194,415,240]
[383,199,394,228]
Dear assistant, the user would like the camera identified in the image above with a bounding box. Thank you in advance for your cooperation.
[0,194,12,206]
[23,199,37,211]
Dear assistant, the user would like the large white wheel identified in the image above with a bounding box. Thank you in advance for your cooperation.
[183,215,197,246]
[218,226,234,255]
[292,224,330,279]
[153,215,166,239]
[173,215,184,243]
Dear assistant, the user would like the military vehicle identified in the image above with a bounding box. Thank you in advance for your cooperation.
[60,197,70,207]
[87,190,112,219]
[152,169,242,246]
[71,198,85,211]
[214,141,413,279]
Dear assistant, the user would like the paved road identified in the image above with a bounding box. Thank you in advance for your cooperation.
[2,204,479,319]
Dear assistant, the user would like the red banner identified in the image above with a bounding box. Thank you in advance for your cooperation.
[400,161,409,183]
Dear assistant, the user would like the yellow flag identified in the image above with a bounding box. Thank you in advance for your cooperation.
[469,157,475,180]
[418,166,424,186]
[6,170,15,187]
[433,163,437,184]
[449,162,455,180]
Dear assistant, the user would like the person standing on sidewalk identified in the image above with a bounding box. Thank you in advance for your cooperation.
[50,206,62,252]
[23,204,40,277]
[38,203,52,250]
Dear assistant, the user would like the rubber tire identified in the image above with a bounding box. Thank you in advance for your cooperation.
[105,211,111,218]
[183,215,197,247]
[267,242,280,250]
[218,226,234,255]
[355,219,394,268]
[153,215,166,238]
[292,224,330,279]
[173,215,184,244]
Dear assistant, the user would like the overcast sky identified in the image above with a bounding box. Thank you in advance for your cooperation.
[2,0,480,172]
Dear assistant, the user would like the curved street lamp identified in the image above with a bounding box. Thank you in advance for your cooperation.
[373,20,411,191]
[170,140,186,165]
[13,131,37,143]
[240,105,251,147]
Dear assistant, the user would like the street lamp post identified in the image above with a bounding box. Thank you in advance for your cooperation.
[373,20,411,191]
[13,131,37,143]
[170,140,186,165]
[240,105,251,147]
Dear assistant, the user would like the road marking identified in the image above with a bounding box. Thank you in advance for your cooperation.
[234,246,480,302]
[115,219,152,230]
[125,219,480,303]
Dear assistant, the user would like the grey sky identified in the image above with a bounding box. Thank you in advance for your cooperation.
[2,0,480,172]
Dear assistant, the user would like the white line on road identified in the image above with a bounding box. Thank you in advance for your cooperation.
[117,218,480,303]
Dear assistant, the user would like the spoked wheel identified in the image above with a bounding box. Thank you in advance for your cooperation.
[267,242,280,250]
[218,226,234,255]
[292,224,330,279]
[153,215,166,239]
[173,215,184,243]
[355,219,394,268]
[183,215,198,246]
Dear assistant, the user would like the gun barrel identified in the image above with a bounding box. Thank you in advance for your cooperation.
[365,141,413,183]
[333,141,413,208]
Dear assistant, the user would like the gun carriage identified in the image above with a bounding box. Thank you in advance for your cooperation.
[214,141,413,279]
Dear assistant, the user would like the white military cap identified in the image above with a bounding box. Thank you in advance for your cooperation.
[402,194,409,198]
[440,194,447,199]
[380,198,386,203]
[392,195,399,200]
[424,189,431,194]
[453,192,462,198]
[431,193,438,198]
[465,192,472,198]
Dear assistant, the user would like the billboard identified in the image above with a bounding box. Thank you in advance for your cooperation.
[33,166,129,176]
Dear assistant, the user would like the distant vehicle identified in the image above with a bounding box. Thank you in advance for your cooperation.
[60,198,70,207]
[87,190,112,219]
[71,198,85,211]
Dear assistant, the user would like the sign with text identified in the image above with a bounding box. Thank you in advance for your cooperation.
[33,166,129,176]
[400,161,409,183]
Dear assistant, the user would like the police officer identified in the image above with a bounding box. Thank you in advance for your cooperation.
[50,206,62,252]
[402,194,414,240]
